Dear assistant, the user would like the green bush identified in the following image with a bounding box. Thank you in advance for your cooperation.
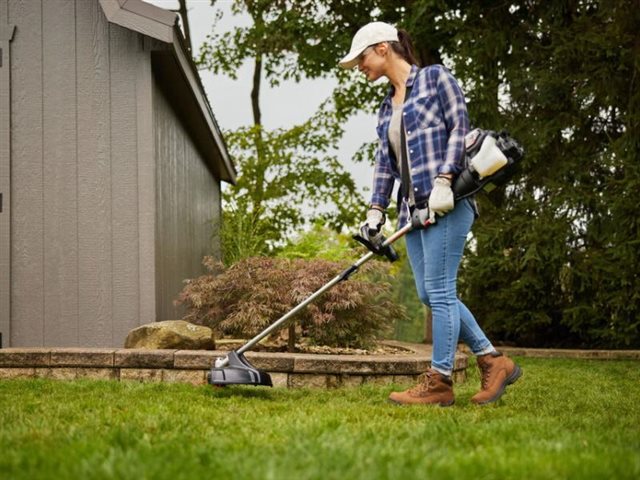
[176,256,406,349]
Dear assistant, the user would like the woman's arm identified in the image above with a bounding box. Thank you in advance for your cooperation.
[369,138,395,210]
[436,67,470,176]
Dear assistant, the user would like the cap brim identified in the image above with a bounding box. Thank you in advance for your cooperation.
[338,48,365,69]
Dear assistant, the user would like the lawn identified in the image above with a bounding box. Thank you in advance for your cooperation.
[1,357,639,480]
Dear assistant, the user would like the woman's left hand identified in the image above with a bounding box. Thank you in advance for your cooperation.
[428,176,454,221]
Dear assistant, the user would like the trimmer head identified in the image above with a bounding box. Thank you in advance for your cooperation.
[207,350,273,387]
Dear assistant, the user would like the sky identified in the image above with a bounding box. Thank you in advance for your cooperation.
[145,0,377,198]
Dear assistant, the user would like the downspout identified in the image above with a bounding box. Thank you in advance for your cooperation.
[0,21,16,348]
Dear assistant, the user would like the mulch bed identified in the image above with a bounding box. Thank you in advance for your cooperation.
[214,339,412,356]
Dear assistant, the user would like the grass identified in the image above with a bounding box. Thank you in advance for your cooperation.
[1,357,639,480]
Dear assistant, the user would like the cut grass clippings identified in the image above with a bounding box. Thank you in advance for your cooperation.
[1,357,639,480]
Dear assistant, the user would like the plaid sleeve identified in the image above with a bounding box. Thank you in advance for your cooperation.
[369,139,395,210]
[436,68,470,175]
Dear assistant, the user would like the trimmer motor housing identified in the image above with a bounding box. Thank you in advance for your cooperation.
[453,129,525,201]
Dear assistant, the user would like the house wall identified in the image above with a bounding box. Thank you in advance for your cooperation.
[153,78,221,321]
[2,0,224,348]
[4,0,159,347]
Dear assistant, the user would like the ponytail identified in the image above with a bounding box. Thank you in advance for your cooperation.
[390,29,420,66]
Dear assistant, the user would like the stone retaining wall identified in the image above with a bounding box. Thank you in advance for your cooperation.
[0,346,468,388]
[497,346,640,360]
[5,345,631,388]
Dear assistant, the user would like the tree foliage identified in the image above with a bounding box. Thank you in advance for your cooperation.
[200,0,639,348]
[198,1,385,260]
[433,0,640,348]
[216,101,362,263]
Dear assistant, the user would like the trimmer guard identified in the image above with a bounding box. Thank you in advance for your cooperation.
[208,350,273,387]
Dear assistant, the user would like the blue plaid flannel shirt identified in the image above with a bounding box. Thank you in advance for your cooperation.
[370,64,470,227]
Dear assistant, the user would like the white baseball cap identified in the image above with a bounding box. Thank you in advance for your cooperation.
[338,22,399,69]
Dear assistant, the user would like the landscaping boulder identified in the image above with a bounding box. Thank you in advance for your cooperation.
[125,320,215,350]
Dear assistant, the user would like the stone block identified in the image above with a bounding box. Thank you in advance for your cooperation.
[76,368,118,381]
[293,354,423,375]
[288,373,328,388]
[245,352,295,372]
[0,348,51,367]
[452,369,466,384]
[0,367,36,379]
[363,375,396,386]
[454,353,468,370]
[416,358,432,371]
[391,375,420,386]
[369,357,421,375]
[51,368,79,380]
[497,347,640,360]
[35,368,77,380]
[119,368,163,382]
[162,369,206,385]
[268,372,288,388]
[174,350,220,369]
[339,375,365,388]
[293,354,366,374]
[51,348,115,367]
[326,375,344,389]
[115,349,175,368]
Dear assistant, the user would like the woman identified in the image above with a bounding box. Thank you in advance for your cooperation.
[339,22,521,406]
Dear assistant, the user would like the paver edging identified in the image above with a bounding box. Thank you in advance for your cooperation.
[3,345,636,387]
[0,345,465,388]
[496,346,640,360]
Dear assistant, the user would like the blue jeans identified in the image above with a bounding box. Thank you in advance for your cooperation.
[405,199,494,376]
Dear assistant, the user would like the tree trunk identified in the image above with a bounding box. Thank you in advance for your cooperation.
[251,54,262,126]
[250,53,266,211]
[288,325,296,353]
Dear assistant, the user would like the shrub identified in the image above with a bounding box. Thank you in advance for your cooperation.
[278,223,427,343]
[176,256,406,349]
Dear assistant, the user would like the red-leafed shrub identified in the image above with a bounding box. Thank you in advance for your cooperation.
[176,256,405,348]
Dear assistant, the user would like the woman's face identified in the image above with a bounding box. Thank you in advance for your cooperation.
[357,43,387,81]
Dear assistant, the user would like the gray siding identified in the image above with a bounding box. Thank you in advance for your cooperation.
[43,0,78,346]
[3,0,224,348]
[10,0,45,346]
[153,79,221,321]
[5,0,157,347]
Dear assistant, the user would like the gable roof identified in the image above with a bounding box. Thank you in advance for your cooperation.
[99,0,236,184]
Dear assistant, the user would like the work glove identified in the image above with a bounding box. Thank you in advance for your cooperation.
[360,208,385,247]
[411,207,431,229]
[428,176,454,222]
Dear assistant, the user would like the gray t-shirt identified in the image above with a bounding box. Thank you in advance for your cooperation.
[388,103,415,206]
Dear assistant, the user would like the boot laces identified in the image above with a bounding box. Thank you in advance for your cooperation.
[408,371,435,396]
[479,361,493,390]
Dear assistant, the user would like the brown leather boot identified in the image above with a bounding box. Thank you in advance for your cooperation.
[471,352,522,405]
[388,368,455,406]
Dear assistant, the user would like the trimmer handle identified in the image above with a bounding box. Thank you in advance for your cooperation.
[352,233,399,262]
